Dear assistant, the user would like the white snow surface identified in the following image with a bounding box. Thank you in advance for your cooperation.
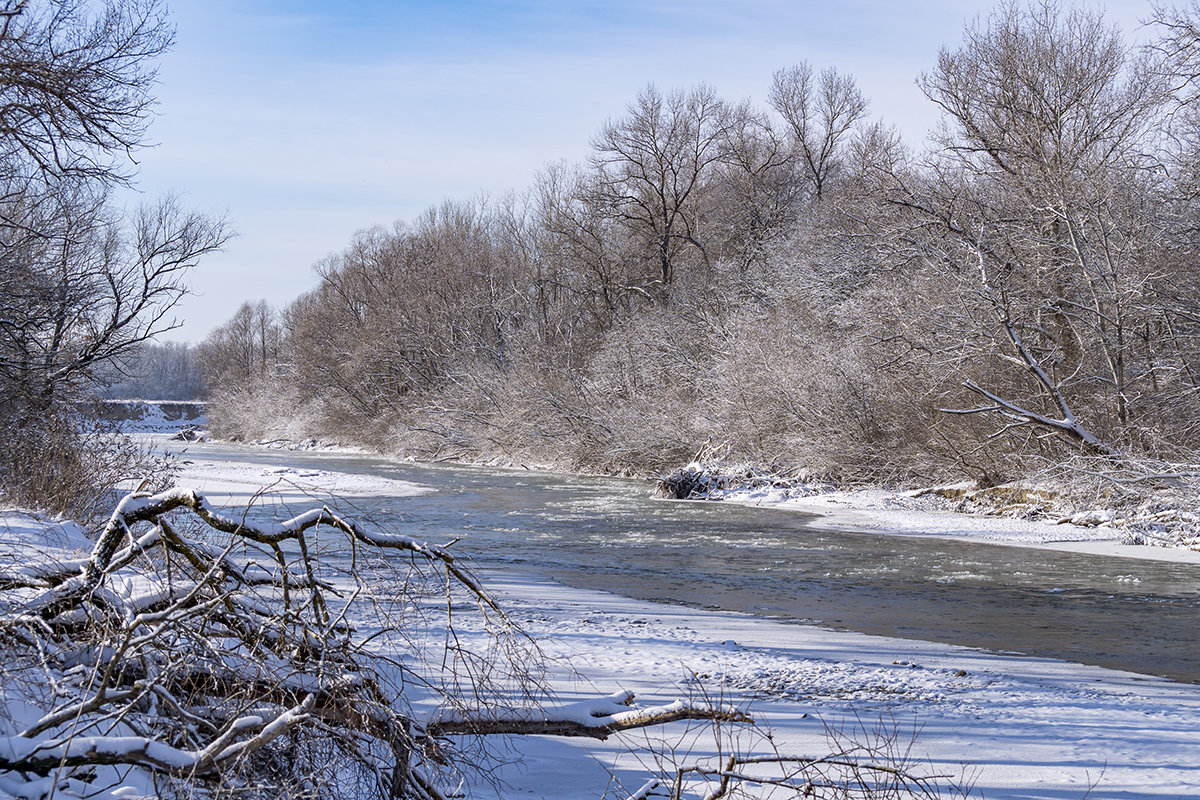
[714,482,1200,564]
[4,452,1200,799]
[166,445,432,505]
[466,571,1200,800]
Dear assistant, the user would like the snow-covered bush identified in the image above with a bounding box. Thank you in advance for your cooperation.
[0,409,176,522]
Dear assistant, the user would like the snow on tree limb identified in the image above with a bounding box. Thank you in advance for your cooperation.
[425,689,753,740]
[934,236,1121,458]
[942,379,1118,457]
[0,697,314,776]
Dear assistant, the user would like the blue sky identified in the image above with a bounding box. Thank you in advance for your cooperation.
[137,0,1153,342]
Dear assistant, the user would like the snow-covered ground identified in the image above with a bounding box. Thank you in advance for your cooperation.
[167,448,432,505]
[467,571,1200,799]
[4,448,1200,799]
[713,482,1200,564]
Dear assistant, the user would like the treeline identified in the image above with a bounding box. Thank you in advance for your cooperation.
[92,342,205,401]
[201,3,1200,486]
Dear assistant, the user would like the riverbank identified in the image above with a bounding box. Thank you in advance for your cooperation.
[120,384,1200,564]
[157,422,1200,566]
[165,443,432,505]
[470,569,1200,799]
[711,482,1200,564]
[655,460,1200,562]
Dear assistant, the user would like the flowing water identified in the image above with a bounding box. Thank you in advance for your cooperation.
[178,441,1200,683]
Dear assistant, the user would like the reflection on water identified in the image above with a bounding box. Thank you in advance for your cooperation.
[177,441,1200,683]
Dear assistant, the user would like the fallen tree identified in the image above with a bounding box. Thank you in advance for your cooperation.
[0,487,967,799]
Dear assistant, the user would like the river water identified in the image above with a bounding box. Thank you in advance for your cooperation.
[181,442,1200,683]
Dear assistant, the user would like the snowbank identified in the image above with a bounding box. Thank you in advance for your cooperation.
[711,485,1200,563]
[657,462,1200,563]
[163,450,432,505]
[454,571,1200,799]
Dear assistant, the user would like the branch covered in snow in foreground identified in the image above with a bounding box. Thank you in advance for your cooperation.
[426,690,752,740]
[0,697,314,776]
[0,488,760,800]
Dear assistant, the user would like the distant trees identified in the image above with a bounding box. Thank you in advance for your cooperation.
[199,300,280,391]
[201,2,1200,490]
[589,85,725,294]
[768,63,867,202]
[97,341,205,400]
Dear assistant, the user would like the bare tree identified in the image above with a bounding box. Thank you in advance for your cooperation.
[199,300,280,393]
[768,62,867,202]
[590,84,730,294]
[534,161,650,324]
[0,190,226,407]
[878,1,1173,460]
[708,100,800,272]
[0,0,227,514]
[1145,3,1200,446]
[0,0,171,187]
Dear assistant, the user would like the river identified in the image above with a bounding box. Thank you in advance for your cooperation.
[178,440,1200,683]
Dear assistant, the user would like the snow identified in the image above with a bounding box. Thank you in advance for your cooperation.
[430,690,637,728]
[165,445,433,505]
[5,450,1200,799]
[0,513,92,556]
[462,571,1200,799]
[712,482,1200,564]
[101,399,207,434]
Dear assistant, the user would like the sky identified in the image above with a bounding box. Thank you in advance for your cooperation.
[133,0,1155,343]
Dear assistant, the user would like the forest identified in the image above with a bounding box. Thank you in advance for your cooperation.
[196,2,1200,511]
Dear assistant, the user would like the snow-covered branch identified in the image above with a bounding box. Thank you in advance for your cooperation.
[0,489,767,800]
[0,698,314,777]
[425,690,753,740]
[942,379,1118,457]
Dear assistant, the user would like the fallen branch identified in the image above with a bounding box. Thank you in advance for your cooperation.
[426,690,753,740]
[0,489,765,800]
[0,697,314,777]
